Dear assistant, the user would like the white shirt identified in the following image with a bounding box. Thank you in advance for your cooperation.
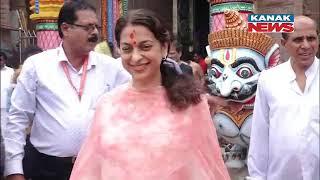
[4,45,131,176]
[299,110,319,180]
[1,66,14,109]
[247,57,319,180]
[1,66,14,137]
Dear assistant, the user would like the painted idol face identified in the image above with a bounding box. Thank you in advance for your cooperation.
[206,44,279,103]
[206,10,280,150]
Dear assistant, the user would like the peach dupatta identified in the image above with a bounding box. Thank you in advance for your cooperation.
[70,85,230,180]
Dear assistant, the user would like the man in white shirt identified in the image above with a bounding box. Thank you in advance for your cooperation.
[247,16,319,180]
[1,51,14,134]
[4,1,130,180]
[1,51,14,176]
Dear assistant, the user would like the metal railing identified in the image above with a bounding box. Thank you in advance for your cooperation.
[13,9,37,64]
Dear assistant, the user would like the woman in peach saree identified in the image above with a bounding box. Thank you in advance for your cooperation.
[70,9,230,180]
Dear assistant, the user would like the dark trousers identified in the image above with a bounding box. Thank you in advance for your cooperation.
[23,138,74,180]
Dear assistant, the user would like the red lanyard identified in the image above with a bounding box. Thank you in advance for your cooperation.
[61,57,88,101]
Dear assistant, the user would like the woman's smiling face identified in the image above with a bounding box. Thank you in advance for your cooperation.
[119,24,168,84]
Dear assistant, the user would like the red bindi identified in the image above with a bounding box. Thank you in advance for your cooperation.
[129,30,137,46]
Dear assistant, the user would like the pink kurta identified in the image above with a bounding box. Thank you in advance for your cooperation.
[70,84,230,180]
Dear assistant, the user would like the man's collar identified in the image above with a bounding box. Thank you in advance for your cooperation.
[287,56,319,81]
[286,59,297,82]
[57,43,97,67]
[305,56,319,77]
[57,44,68,63]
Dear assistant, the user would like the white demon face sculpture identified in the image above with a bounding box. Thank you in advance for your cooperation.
[206,45,279,103]
[205,44,279,147]
[206,10,280,150]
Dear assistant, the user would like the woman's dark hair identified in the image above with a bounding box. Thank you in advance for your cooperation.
[57,0,96,38]
[108,41,115,57]
[115,9,204,110]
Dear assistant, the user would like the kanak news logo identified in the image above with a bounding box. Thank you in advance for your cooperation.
[248,14,294,33]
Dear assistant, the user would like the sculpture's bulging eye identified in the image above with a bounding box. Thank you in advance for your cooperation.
[210,67,222,78]
[236,67,253,79]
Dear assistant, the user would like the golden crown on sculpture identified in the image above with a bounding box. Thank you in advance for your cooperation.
[208,10,275,55]
[224,10,247,29]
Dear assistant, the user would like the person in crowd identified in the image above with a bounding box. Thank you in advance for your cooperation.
[248,15,319,180]
[1,51,14,134]
[8,46,43,99]
[6,46,44,138]
[70,9,230,180]
[0,51,14,178]
[168,37,193,75]
[188,52,205,84]
[194,52,207,74]
[4,1,130,180]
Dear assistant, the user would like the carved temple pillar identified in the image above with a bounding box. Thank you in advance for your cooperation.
[101,0,128,45]
[29,0,63,50]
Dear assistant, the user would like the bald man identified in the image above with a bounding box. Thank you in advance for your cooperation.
[247,16,319,180]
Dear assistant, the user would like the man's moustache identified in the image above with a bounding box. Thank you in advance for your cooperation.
[88,36,98,43]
